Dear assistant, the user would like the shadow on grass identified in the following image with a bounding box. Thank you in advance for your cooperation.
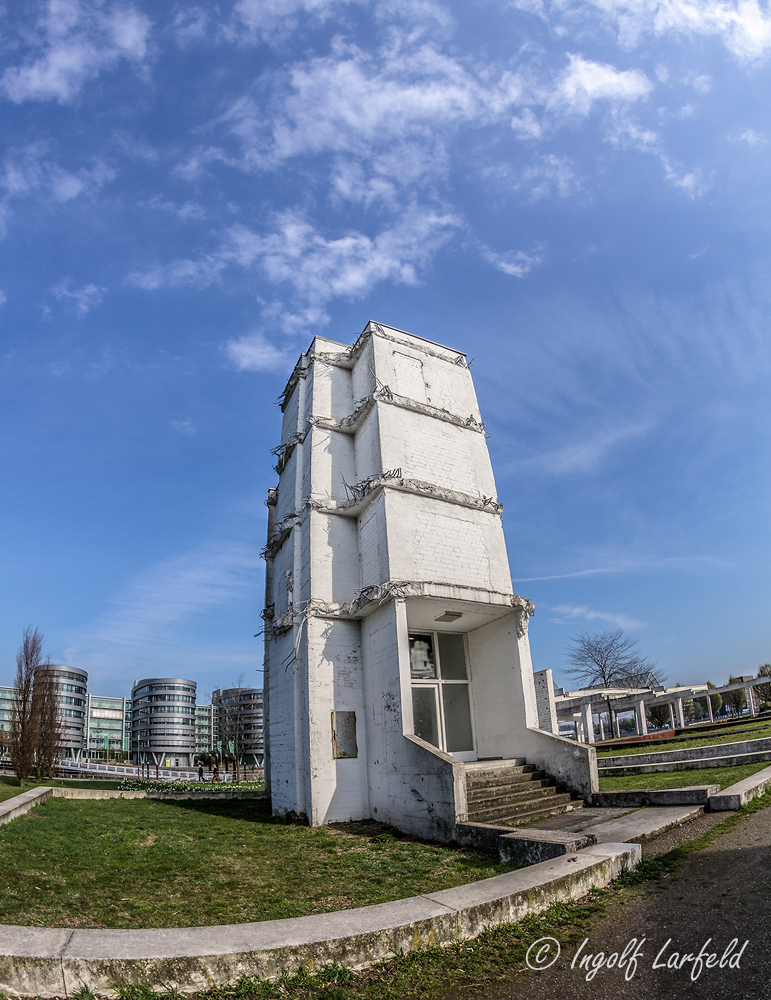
[147,795,277,824]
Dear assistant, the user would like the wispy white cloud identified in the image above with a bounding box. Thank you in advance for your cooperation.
[512,554,728,582]
[170,5,211,46]
[1,0,151,104]
[683,71,712,93]
[607,108,710,197]
[170,418,197,435]
[738,128,766,144]
[51,280,105,315]
[522,154,581,199]
[480,243,544,277]
[203,39,654,208]
[146,195,206,221]
[510,0,771,64]
[374,0,455,37]
[0,144,115,236]
[547,602,645,629]
[483,154,581,200]
[225,332,295,372]
[64,537,259,675]
[126,254,224,291]
[128,206,460,330]
[2,145,115,201]
[549,54,653,115]
[226,0,363,44]
[513,420,653,476]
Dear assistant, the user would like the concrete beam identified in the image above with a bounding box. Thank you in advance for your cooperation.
[635,698,648,737]
[581,702,595,744]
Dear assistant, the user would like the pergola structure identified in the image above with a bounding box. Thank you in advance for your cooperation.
[554,675,767,743]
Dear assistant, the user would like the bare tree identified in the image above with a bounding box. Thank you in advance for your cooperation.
[566,629,660,738]
[8,628,43,785]
[33,667,64,779]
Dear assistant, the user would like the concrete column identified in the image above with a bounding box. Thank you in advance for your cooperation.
[581,701,595,744]
[674,697,685,729]
[574,718,582,742]
[614,712,621,739]
[636,698,648,736]
[746,687,756,716]
[598,714,605,741]
[668,702,676,731]
[705,694,714,722]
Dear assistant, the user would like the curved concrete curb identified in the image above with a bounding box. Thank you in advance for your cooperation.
[0,843,639,998]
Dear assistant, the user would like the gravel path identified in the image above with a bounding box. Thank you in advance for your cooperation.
[461,804,771,999]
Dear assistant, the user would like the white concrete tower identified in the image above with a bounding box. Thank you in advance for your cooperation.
[262,321,595,838]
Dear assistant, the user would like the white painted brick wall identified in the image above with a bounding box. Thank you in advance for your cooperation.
[379,406,496,498]
[264,323,556,831]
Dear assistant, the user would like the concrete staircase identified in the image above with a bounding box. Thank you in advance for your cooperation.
[465,758,584,826]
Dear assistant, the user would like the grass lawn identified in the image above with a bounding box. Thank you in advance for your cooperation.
[598,760,771,791]
[0,797,517,929]
[0,775,123,802]
[596,721,771,758]
[52,788,771,1000]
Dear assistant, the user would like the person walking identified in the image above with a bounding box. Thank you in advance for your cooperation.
[198,763,204,782]
[213,763,220,782]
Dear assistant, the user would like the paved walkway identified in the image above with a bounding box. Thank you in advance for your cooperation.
[458,804,771,1000]
[524,804,706,844]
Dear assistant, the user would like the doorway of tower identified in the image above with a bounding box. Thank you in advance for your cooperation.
[409,632,476,761]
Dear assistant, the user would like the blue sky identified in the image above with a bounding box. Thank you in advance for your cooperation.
[1,0,770,699]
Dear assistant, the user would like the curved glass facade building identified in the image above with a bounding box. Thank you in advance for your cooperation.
[130,677,196,767]
[212,687,264,766]
[45,665,88,758]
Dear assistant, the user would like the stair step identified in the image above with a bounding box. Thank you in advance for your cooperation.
[470,791,576,823]
[468,782,561,810]
[467,780,548,802]
[467,774,551,796]
[466,758,528,769]
[500,800,585,827]
[466,768,541,791]
[472,798,584,827]
[465,761,533,781]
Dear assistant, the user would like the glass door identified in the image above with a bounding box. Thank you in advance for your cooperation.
[409,632,476,761]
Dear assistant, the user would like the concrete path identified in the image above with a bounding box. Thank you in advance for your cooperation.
[524,804,705,844]
[455,800,771,999]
